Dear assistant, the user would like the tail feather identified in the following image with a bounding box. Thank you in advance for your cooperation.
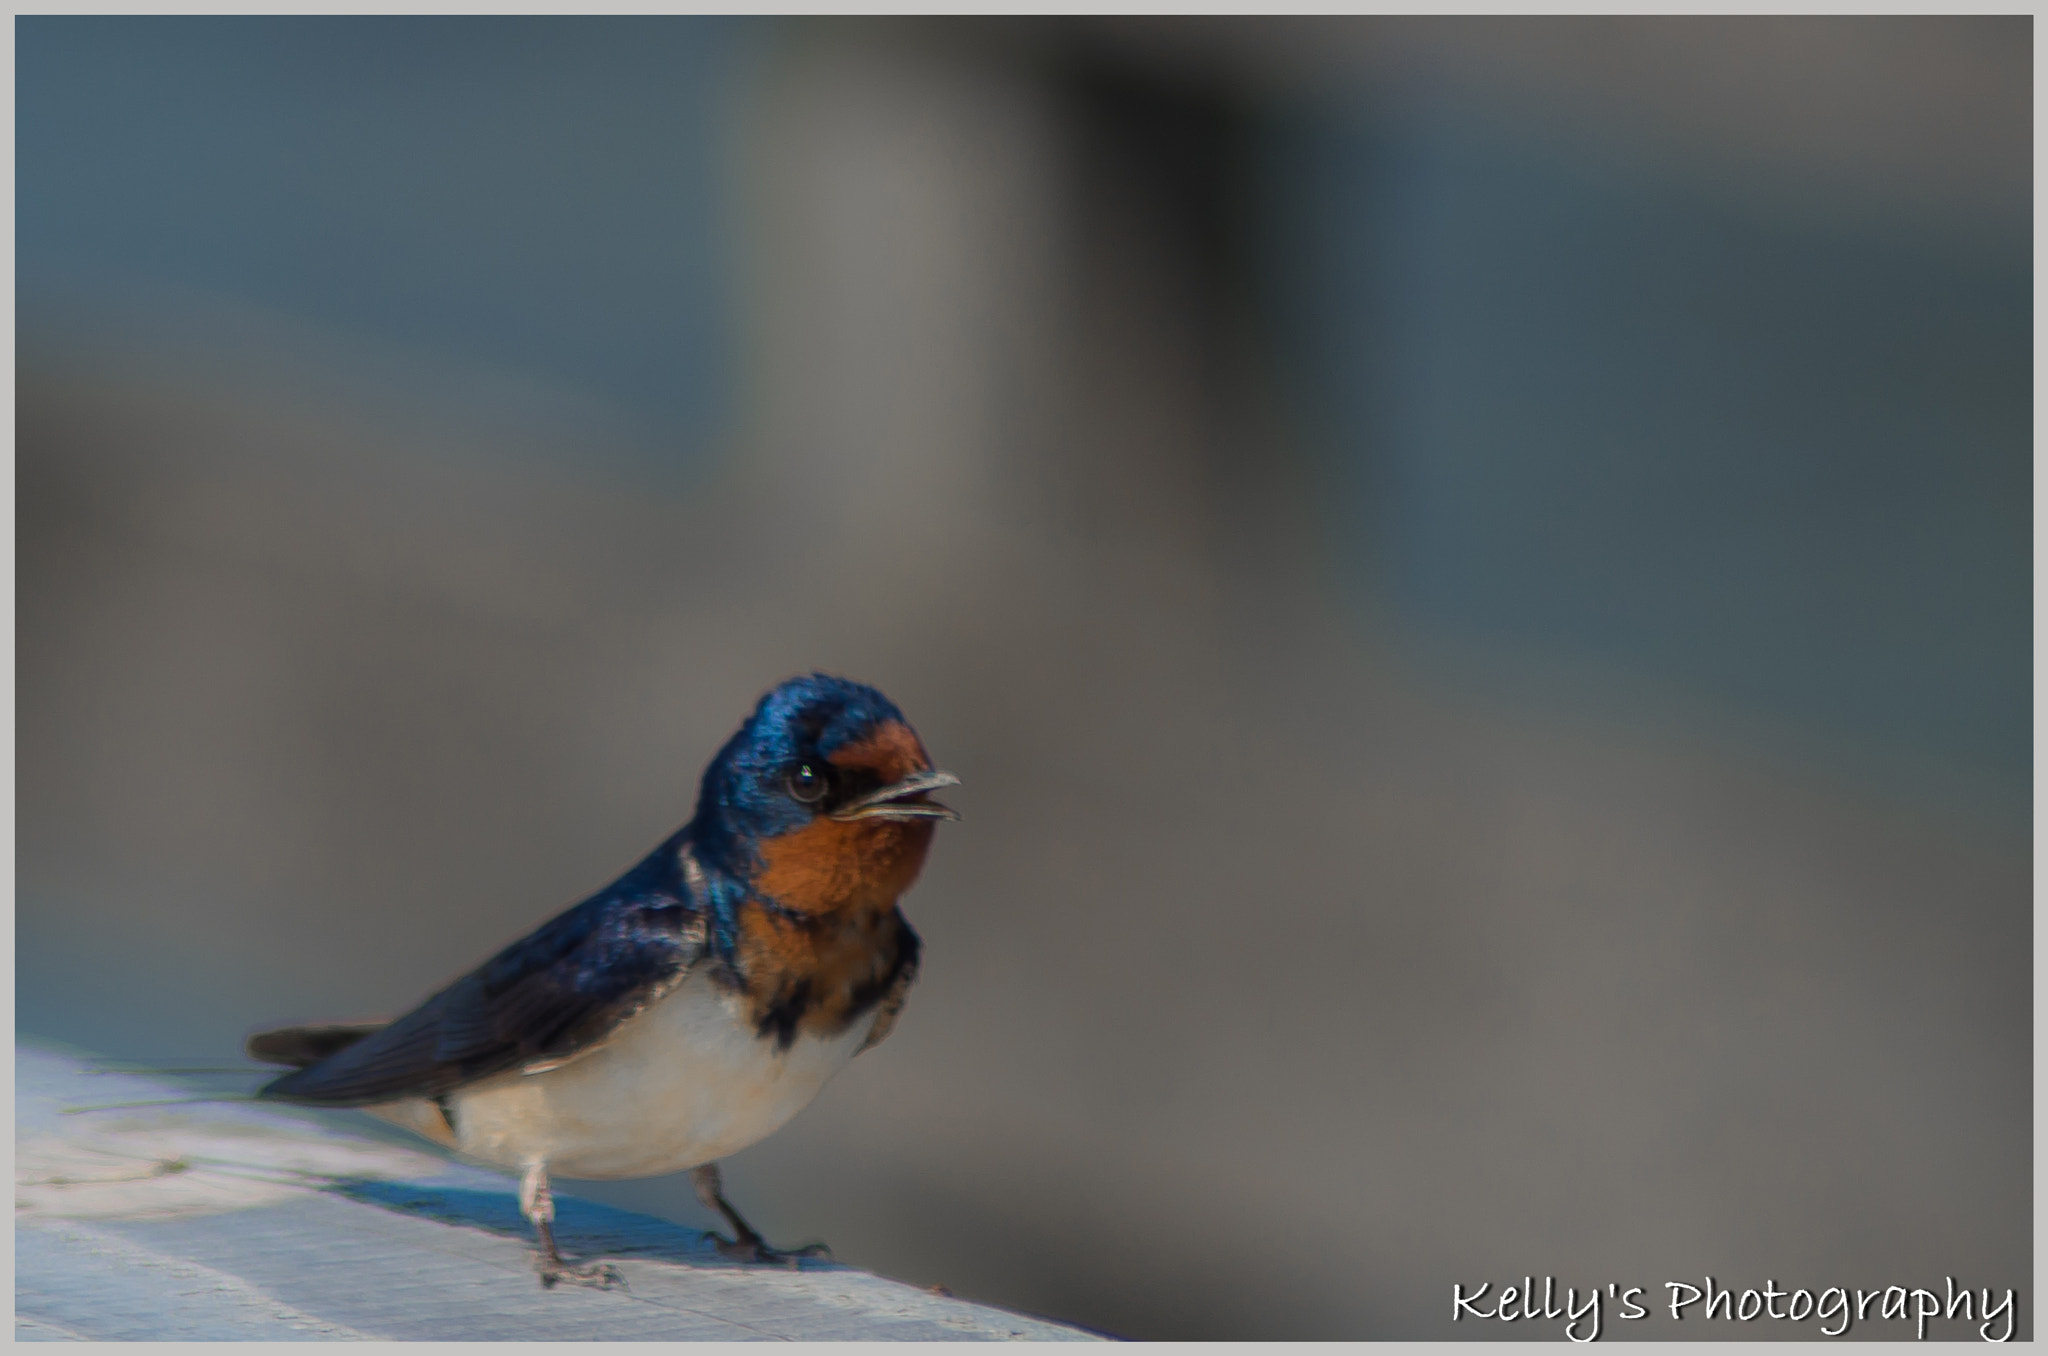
[246,1022,388,1070]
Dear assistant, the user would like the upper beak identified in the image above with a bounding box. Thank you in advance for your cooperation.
[828,770,962,822]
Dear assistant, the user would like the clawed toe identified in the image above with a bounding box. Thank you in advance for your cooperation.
[532,1220,623,1290]
[537,1255,625,1290]
[692,1162,829,1269]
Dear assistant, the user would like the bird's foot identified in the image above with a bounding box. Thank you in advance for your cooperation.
[691,1162,830,1269]
[532,1218,624,1290]
[710,1233,832,1270]
[536,1252,625,1290]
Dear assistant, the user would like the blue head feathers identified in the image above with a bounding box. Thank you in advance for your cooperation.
[690,673,912,869]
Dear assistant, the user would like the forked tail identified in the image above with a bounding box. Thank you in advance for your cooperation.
[245,1022,389,1070]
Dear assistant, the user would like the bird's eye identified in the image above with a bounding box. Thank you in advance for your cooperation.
[786,762,829,804]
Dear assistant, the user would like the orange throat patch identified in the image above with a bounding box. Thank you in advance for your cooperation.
[735,821,927,1044]
[734,718,938,1042]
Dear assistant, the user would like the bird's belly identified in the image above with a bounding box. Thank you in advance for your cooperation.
[431,968,875,1180]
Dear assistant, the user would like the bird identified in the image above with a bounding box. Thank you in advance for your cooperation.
[245,673,958,1287]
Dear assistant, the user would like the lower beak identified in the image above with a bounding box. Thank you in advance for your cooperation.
[829,770,962,822]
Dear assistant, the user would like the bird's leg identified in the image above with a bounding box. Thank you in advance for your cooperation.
[521,1159,622,1290]
[691,1162,830,1268]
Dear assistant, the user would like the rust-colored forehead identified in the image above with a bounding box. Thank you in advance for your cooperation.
[826,719,931,782]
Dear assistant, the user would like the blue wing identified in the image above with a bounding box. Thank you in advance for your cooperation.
[253,862,706,1107]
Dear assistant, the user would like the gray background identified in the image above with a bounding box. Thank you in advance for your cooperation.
[17,17,2030,1340]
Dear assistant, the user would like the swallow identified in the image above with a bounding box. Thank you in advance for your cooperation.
[245,673,957,1286]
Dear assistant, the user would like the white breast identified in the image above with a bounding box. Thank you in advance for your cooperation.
[434,966,877,1179]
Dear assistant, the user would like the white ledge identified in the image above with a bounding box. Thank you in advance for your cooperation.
[15,1041,1099,1342]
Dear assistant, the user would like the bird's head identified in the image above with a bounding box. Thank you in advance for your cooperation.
[692,674,958,915]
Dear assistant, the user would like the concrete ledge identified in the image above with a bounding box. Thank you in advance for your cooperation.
[15,1041,1099,1341]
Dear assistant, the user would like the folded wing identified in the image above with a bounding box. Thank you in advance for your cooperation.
[253,892,705,1106]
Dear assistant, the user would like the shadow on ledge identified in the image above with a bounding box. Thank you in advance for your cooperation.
[325,1177,844,1274]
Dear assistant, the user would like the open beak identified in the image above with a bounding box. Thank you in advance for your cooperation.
[829,770,962,822]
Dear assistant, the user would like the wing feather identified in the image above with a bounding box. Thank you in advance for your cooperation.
[258,894,704,1106]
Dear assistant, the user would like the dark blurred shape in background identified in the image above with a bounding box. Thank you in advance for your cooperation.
[16,17,2029,1340]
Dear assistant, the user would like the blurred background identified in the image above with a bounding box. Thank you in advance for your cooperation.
[16,16,2030,1339]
